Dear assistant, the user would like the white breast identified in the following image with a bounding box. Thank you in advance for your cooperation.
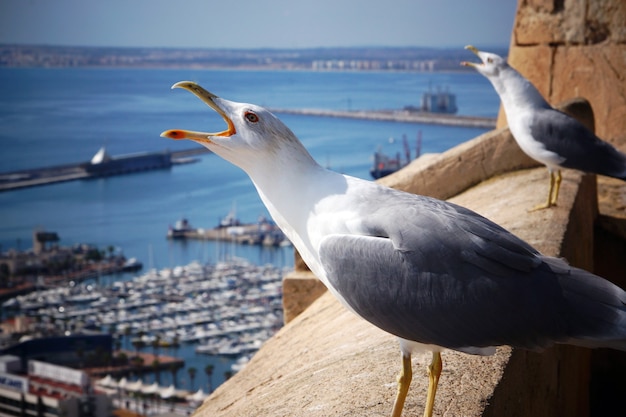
[508,109,565,170]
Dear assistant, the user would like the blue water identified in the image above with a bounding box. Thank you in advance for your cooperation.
[0,68,499,261]
[0,67,500,390]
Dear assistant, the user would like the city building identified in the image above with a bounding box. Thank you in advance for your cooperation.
[0,356,112,417]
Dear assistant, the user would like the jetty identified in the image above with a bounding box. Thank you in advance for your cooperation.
[269,108,496,128]
[167,217,289,247]
[0,147,211,192]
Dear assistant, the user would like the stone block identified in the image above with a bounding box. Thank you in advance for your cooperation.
[281,270,327,324]
[587,0,626,42]
[514,0,586,44]
[551,45,626,143]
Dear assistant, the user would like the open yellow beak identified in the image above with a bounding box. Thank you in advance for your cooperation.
[160,81,236,143]
[460,45,481,68]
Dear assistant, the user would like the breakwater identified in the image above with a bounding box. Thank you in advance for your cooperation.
[269,108,497,128]
[0,148,210,192]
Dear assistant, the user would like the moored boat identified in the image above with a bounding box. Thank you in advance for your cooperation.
[370,132,422,179]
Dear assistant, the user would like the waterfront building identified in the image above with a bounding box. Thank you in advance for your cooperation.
[0,356,112,417]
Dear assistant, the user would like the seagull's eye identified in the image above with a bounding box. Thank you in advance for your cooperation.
[486,57,493,64]
[245,112,259,123]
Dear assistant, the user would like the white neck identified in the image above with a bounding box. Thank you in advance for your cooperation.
[244,148,347,274]
[490,67,550,114]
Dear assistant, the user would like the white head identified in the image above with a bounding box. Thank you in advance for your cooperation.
[461,45,548,110]
[160,81,315,177]
[461,45,509,79]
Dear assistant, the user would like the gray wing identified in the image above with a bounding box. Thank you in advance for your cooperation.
[530,108,626,179]
[319,191,626,353]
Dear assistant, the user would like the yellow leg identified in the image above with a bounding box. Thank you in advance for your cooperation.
[391,353,412,417]
[530,170,559,211]
[423,352,442,417]
[550,170,562,205]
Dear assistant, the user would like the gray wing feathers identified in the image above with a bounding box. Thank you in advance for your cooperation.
[543,256,626,349]
[530,109,626,179]
[318,194,626,353]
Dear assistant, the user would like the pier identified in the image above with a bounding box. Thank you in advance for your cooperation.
[269,108,497,128]
[0,148,211,192]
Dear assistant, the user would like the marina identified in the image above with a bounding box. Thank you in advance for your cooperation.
[2,257,286,372]
[0,256,287,417]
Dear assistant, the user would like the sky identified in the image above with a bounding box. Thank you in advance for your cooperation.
[0,0,517,49]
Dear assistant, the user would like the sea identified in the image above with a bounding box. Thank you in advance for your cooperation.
[0,67,500,392]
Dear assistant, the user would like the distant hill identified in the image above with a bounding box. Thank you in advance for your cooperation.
[0,44,508,71]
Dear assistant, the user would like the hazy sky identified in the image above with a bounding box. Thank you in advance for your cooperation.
[0,0,517,49]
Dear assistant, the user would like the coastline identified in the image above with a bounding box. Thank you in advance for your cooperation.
[0,43,507,72]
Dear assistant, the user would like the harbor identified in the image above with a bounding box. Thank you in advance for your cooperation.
[0,98,494,195]
[0,64,503,417]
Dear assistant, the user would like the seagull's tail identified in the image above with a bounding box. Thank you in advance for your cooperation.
[615,170,626,182]
[544,257,626,350]
[591,144,626,181]
[606,156,626,181]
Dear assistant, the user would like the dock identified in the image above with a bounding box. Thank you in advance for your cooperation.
[168,220,289,247]
[0,147,211,192]
[268,108,497,128]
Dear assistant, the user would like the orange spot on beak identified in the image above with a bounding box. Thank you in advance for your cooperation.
[160,129,213,144]
[162,130,187,140]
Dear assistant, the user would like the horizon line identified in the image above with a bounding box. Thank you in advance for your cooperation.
[0,42,510,52]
